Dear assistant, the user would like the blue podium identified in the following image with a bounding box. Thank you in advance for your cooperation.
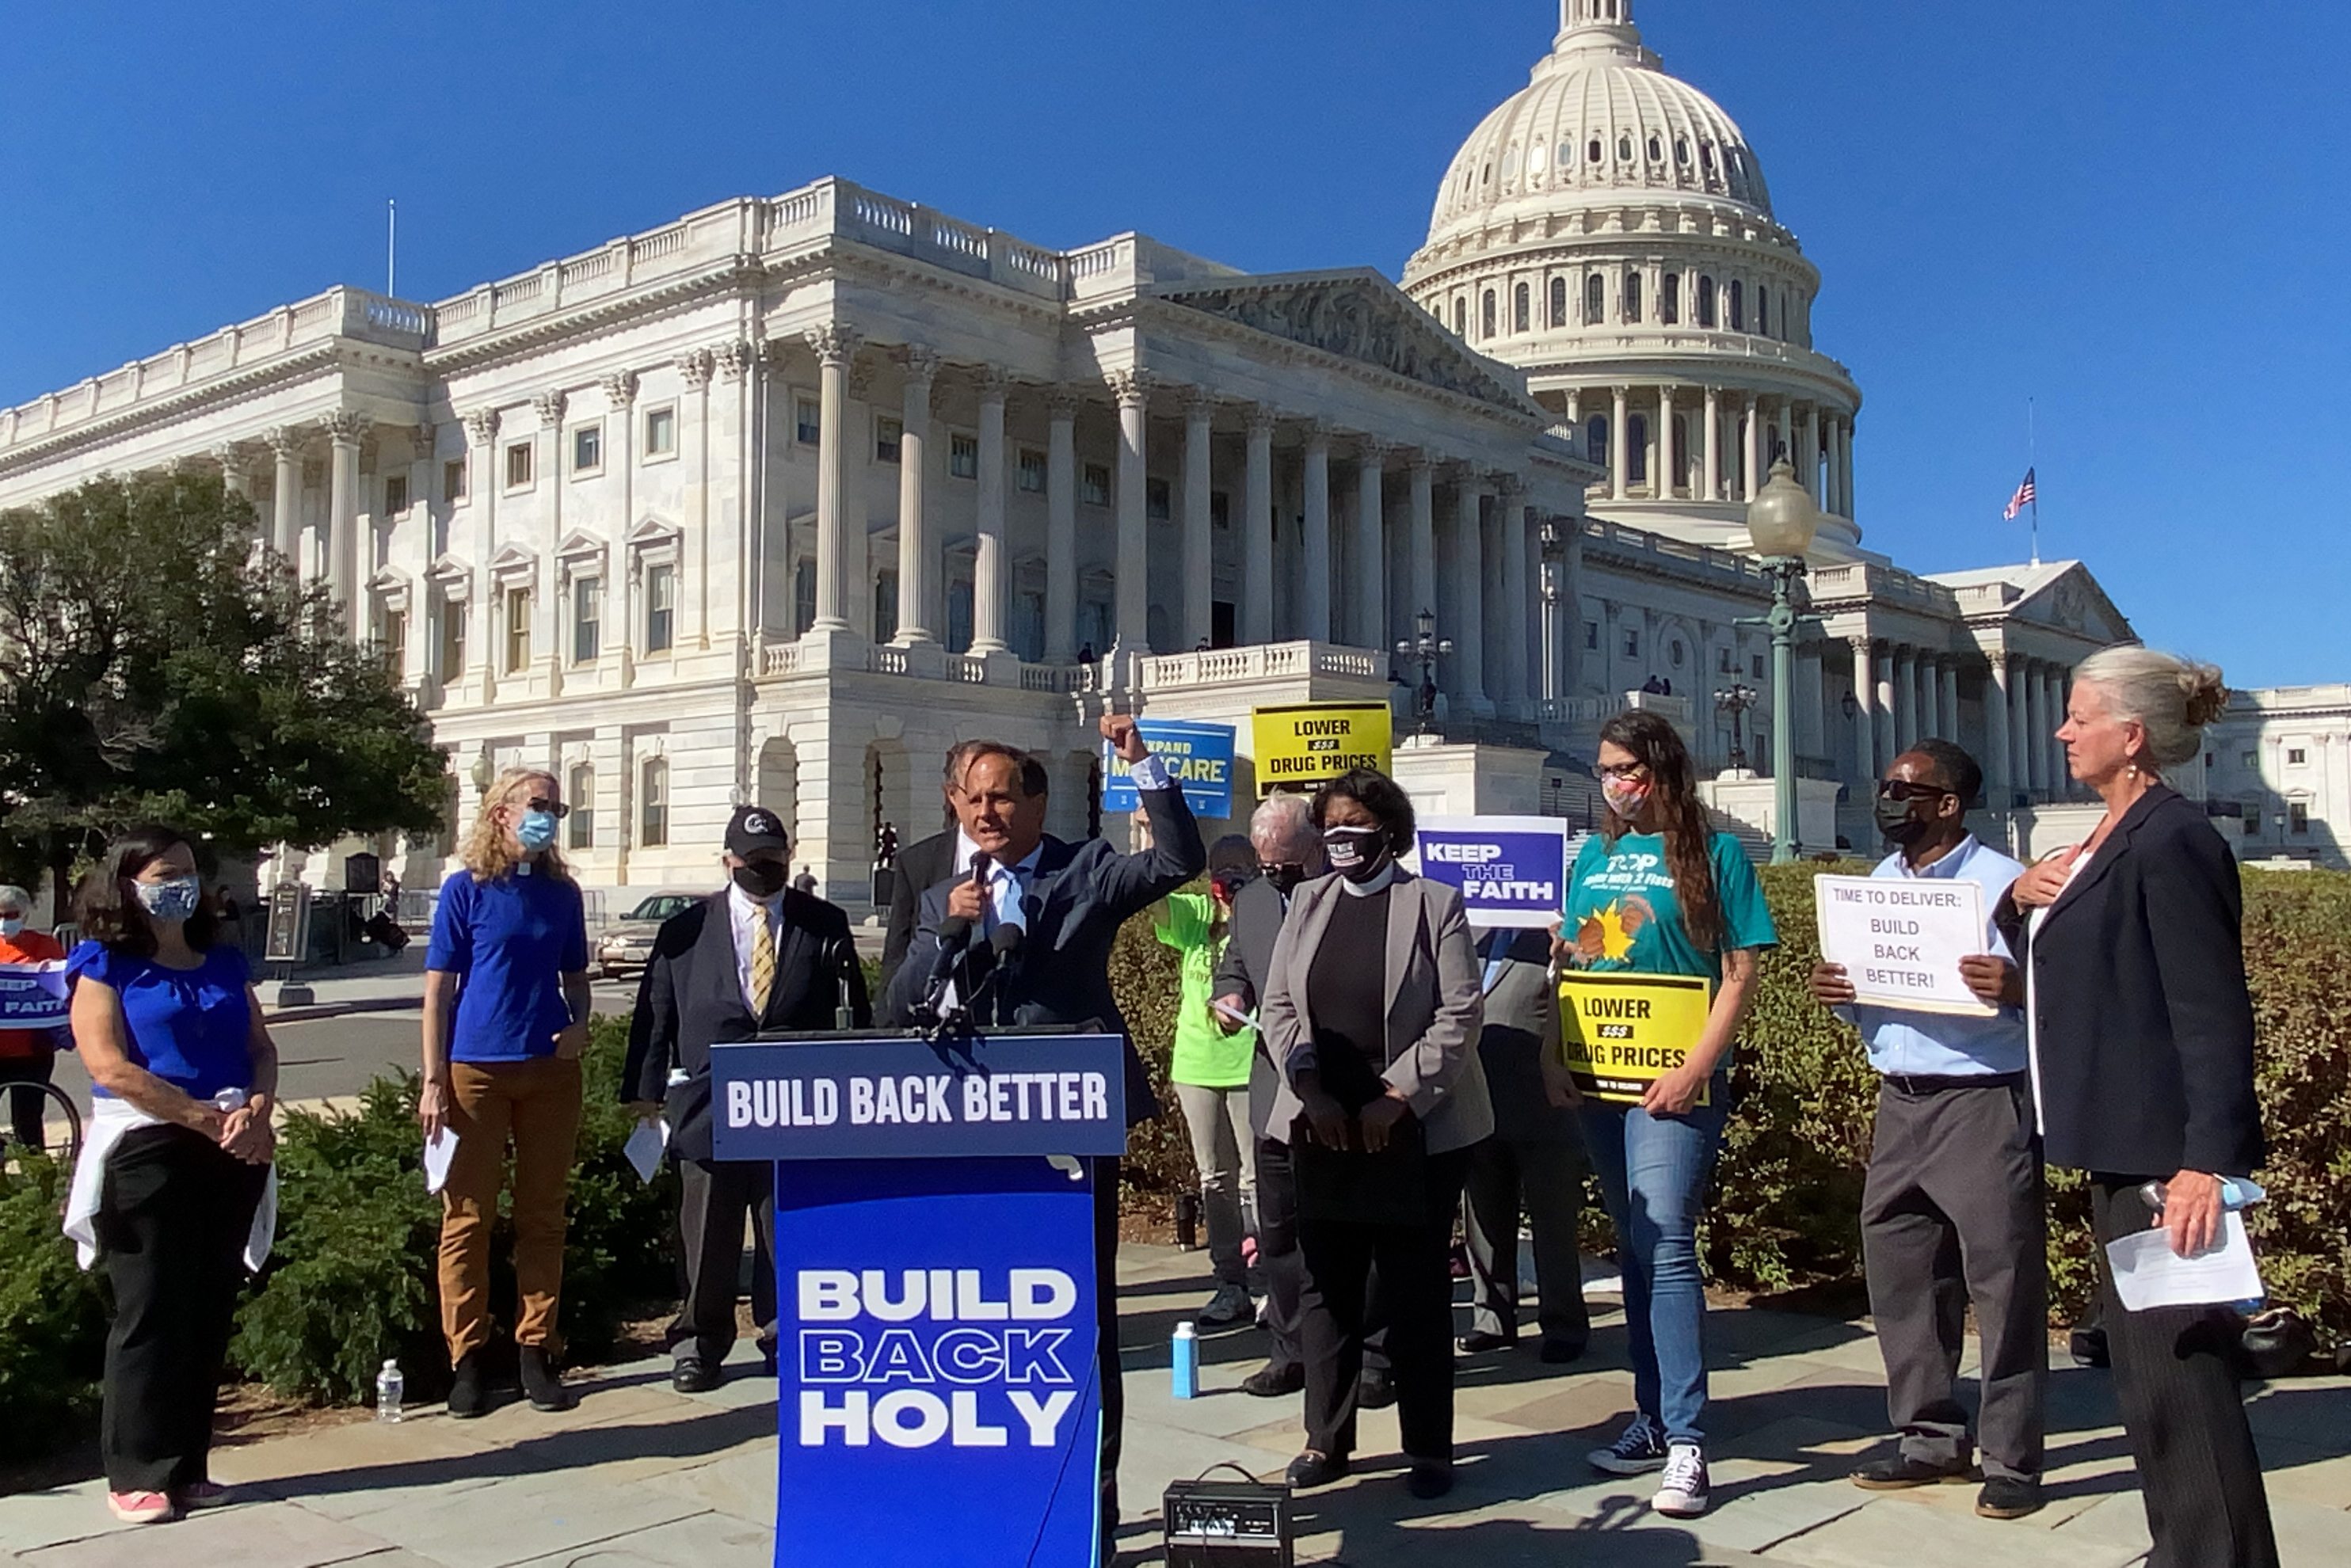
[711,1030,1128,1568]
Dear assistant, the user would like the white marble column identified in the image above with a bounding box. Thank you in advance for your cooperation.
[1938,662,1960,749]
[970,369,1010,654]
[1448,475,1485,710]
[1840,417,1857,523]
[677,350,713,647]
[1873,645,1897,773]
[1242,406,1275,645]
[2022,662,2048,798]
[2043,666,2069,797]
[2008,656,2035,802]
[1044,390,1078,661]
[1655,385,1676,498]
[1353,440,1389,649]
[1850,637,1877,785]
[1701,386,1721,502]
[1109,369,1153,658]
[326,410,368,637]
[211,443,251,508]
[1797,645,1825,759]
[894,349,939,646]
[1985,654,2014,802]
[804,324,861,634]
[1182,391,1214,651]
[1742,394,1762,502]
[1301,424,1332,643]
[1407,457,1436,633]
[1801,402,1822,504]
[1609,386,1629,502]
[1916,653,1938,740]
[1497,482,1530,717]
[265,426,303,565]
[1774,399,1794,471]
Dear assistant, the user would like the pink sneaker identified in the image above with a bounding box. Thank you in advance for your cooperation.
[106,1490,175,1525]
[177,1481,235,1509]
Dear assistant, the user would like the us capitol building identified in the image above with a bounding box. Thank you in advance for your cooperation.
[0,1,2162,901]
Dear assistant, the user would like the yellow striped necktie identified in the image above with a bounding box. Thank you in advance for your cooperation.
[750,900,776,1017]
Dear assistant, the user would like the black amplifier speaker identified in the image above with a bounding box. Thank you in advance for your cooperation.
[1164,1464,1292,1566]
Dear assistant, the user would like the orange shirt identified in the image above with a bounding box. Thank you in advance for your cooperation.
[0,928,68,1060]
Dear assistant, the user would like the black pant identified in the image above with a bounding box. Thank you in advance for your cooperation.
[97,1125,269,1494]
[1296,1144,1472,1462]
[0,1052,55,1147]
[1256,1135,1389,1379]
[2090,1178,2277,1568]
[1462,1134,1590,1347]
[670,1157,777,1367]
[1861,1079,2047,1480]
[1092,1155,1123,1547]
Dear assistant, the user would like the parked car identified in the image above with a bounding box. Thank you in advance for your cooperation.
[596,890,707,979]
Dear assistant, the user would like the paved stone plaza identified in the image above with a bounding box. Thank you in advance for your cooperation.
[2,1244,2344,1567]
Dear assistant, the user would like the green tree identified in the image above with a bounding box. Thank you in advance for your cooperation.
[0,470,449,896]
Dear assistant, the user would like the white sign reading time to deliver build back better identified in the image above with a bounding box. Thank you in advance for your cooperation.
[1813,873,1996,1018]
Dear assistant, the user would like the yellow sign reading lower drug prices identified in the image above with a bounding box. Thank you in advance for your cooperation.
[1251,702,1393,791]
[1557,970,1714,1106]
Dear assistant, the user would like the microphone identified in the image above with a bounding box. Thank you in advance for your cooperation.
[920,852,995,1010]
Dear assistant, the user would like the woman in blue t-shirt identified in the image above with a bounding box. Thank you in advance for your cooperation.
[421,767,591,1418]
[67,824,279,1527]
[1553,710,1776,1521]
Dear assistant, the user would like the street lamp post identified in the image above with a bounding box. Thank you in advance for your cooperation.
[1713,683,1758,773]
[1394,607,1454,740]
[1741,458,1822,863]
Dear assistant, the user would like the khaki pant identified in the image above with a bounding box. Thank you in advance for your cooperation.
[439,1056,582,1361]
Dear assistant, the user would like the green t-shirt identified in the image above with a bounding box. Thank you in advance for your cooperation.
[1156,892,1251,1089]
[1564,829,1778,986]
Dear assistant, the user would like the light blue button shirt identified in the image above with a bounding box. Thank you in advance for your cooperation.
[1840,835,2030,1078]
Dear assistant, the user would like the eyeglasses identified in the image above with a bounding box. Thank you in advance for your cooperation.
[1596,763,1648,782]
[1876,779,1954,802]
[524,797,573,819]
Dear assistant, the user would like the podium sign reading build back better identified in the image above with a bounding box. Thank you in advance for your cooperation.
[1813,873,1996,1018]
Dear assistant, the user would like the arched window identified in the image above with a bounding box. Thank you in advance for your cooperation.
[640,757,669,848]
[1454,297,1467,336]
[1481,288,1497,340]
[1675,136,1690,166]
[1627,414,1649,485]
[1647,135,1662,162]
[1513,281,1530,333]
[1697,275,1717,327]
[566,763,595,850]
[1660,272,1679,325]
[1758,287,1770,337]
[1585,415,1608,466]
[1584,273,1605,325]
[1623,270,1643,323]
[1729,279,1745,331]
[1701,143,1717,175]
[1617,135,1633,163]
[1587,138,1602,165]
[1549,275,1568,328]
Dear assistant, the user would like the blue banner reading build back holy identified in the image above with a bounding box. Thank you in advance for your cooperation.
[1405,815,1572,929]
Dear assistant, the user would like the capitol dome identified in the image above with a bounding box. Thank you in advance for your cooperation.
[1404,0,1865,561]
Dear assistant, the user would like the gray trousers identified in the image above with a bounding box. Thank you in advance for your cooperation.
[1172,1082,1257,1290]
[1861,1077,2047,1481]
[1462,1136,1591,1346]
[671,1157,777,1367]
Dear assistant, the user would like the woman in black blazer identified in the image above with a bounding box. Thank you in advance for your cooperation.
[1998,646,2275,1568]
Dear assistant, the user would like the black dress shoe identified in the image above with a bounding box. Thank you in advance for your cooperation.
[446,1350,489,1419]
[1849,1454,1975,1490]
[672,1359,722,1394]
[1456,1330,1517,1354]
[1356,1368,1397,1410]
[519,1344,575,1412]
[1405,1460,1454,1500]
[1976,1475,2045,1520]
[1240,1362,1305,1398]
[1539,1337,1589,1365]
[1286,1451,1351,1490]
[759,1345,779,1378]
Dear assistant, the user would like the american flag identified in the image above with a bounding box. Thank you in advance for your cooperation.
[2003,468,2037,519]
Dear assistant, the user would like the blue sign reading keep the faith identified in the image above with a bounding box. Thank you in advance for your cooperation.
[0,962,68,1029]
[1407,815,1572,929]
[1100,720,1235,818]
[711,1033,1129,1163]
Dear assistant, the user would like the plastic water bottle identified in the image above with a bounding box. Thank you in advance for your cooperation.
[375,1359,405,1423]
[1171,1322,1199,1400]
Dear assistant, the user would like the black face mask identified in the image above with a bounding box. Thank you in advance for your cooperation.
[1258,862,1307,896]
[1873,797,1934,847]
[1322,826,1391,883]
[732,861,789,898]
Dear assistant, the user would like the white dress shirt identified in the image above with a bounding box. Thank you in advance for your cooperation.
[727,881,788,1014]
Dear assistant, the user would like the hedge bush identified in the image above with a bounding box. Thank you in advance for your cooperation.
[1111,864,2351,1331]
[0,1151,109,1457]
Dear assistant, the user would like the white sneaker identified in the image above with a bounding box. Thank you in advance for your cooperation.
[1652,1442,1709,1517]
[1587,1413,1670,1475]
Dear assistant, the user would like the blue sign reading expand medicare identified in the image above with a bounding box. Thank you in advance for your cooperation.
[711,1033,1128,1162]
[1408,815,1572,929]
[0,962,68,1028]
[1100,720,1235,818]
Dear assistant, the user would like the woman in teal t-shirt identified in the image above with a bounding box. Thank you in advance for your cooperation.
[1155,836,1259,1331]
[1555,710,1776,1520]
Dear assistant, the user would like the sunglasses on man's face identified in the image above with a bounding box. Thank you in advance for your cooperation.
[1877,779,1953,803]
[524,797,573,819]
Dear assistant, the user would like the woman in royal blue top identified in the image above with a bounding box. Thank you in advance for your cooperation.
[422,767,591,1417]
[67,824,280,1527]
[1555,710,1777,1521]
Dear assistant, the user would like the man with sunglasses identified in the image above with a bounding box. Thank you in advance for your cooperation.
[1809,739,2047,1522]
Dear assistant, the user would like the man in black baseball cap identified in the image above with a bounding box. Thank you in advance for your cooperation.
[623,801,869,1391]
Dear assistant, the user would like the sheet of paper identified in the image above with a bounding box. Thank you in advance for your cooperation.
[2105,1211,2263,1312]
[623,1117,671,1184]
[1814,873,1998,1018]
[422,1127,459,1195]
[1209,997,1259,1033]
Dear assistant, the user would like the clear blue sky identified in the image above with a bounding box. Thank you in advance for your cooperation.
[4,1,2343,687]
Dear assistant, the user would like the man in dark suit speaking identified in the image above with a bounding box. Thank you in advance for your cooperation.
[882,713,1204,1550]
[623,803,871,1393]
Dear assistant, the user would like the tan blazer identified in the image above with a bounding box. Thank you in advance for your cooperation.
[1259,870,1493,1155]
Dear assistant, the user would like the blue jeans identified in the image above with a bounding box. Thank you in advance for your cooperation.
[1579,1083,1729,1447]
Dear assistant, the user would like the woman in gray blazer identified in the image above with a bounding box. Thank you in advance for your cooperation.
[1259,769,1492,1501]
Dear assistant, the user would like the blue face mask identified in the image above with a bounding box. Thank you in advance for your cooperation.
[516,810,560,851]
[136,876,204,924]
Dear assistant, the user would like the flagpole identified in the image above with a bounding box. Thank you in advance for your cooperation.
[387,199,397,298]
[2027,398,2040,567]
